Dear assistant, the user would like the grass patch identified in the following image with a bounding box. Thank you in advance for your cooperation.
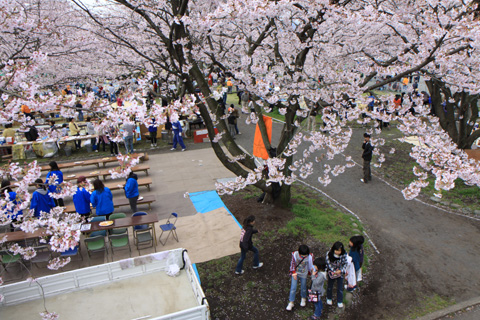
[377,135,480,210]
[404,294,455,319]
[202,255,236,288]
[264,107,286,122]
[282,184,366,256]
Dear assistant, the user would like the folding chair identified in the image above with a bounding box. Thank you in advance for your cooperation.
[109,233,131,258]
[158,213,179,246]
[84,235,108,262]
[109,213,127,235]
[132,211,156,253]
[60,245,83,267]
[30,245,52,268]
[90,216,107,237]
[0,250,22,271]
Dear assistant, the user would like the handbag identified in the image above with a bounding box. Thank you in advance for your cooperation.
[308,289,319,302]
[328,270,341,279]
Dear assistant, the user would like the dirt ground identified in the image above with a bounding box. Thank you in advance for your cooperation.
[196,189,398,320]
[197,193,334,320]
[197,179,480,320]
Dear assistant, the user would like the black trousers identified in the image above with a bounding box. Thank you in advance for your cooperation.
[110,141,118,155]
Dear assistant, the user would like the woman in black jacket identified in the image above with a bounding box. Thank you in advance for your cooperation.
[235,215,263,275]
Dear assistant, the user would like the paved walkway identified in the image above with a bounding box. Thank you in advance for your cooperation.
[1,147,237,282]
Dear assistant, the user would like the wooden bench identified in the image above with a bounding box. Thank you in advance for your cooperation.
[99,164,150,180]
[61,164,150,182]
[41,161,86,171]
[105,177,153,191]
[81,153,146,168]
[64,194,156,213]
[62,170,102,182]
[40,153,146,171]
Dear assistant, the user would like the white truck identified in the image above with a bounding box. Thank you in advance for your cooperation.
[0,248,210,320]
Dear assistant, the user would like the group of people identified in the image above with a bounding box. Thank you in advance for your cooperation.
[286,238,364,319]
[18,161,141,221]
[73,170,140,218]
[235,215,365,320]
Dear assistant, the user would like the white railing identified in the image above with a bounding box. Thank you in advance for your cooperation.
[0,248,209,320]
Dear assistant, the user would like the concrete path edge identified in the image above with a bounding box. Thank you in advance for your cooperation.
[416,297,480,320]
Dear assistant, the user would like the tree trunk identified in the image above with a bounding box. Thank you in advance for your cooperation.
[277,183,291,207]
[427,79,480,149]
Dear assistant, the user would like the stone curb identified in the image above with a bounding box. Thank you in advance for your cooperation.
[416,297,480,320]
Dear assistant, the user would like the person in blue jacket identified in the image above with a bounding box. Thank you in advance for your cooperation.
[46,161,64,207]
[124,172,139,213]
[30,178,55,217]
[1,180,23,230]
[73,176,91,218]
[90,179,114,219]
[148,118,157,148]
[170,120,186,151]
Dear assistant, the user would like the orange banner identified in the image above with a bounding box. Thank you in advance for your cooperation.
[253,116,272,160]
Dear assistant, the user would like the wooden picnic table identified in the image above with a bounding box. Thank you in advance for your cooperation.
[1,228,47,243]
[99,164,149,180]
[105,177,152,192]
[6,134,98,147]
[83,213,158,234]
[60,164,150,182]
[39,153,145,171]
[1,213,158,244]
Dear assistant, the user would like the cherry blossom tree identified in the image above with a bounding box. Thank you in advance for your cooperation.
[0,3,134,315]
[426,79,479,149]
[70,0,480,205]
[1,0,479,317]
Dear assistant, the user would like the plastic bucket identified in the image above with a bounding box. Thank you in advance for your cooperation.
[64,147,72,156]
[86,144,93,153]
[161,131,169,141]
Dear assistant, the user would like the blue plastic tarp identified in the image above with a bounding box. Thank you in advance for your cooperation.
[189,190,241,228]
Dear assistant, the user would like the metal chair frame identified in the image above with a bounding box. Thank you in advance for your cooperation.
[109,231,131,258]
[84,235,108,262]
[158,213,179,246]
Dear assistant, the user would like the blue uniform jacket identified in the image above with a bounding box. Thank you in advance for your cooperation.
[46,170,64,193]
[30,189,55,217]
[172,121,183,134]
[148,119,157,132]
[4,191,23,220]
[90,187,114,216]
[124,177,139,198]
[73,187,91,215]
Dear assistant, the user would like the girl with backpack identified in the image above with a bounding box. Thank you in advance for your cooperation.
[235,215,263,275]
[286,244,314,311]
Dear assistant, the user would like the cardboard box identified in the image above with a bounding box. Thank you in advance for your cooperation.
[194,128,218,143]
